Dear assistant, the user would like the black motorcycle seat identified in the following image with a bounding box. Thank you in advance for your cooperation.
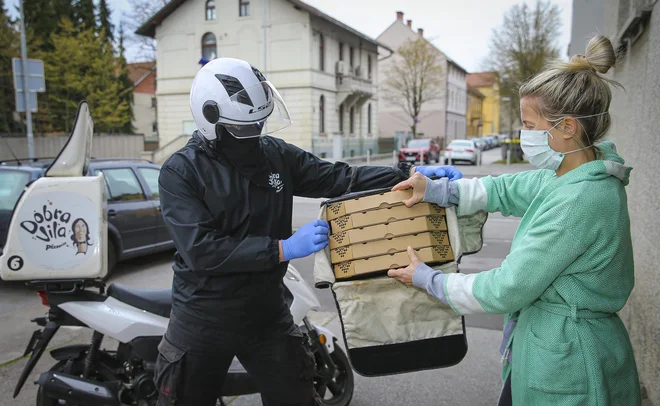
[107,283,172,318]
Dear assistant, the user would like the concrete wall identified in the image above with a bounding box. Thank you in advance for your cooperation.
[0,134,145,161]
[132,93,157,138]
[569,0,606,56]
[599,1,659,403]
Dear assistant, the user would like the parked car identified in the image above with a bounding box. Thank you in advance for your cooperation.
[482,136,496,149]
[443,140,478,165]
[398,138,441,164]
[0,158,173,273]
[472,137,488,151]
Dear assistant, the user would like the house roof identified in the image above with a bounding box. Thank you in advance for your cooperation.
[467,71,498,88]
[136,0,391,51]
[467,85,485,98]
[128,62,157,94]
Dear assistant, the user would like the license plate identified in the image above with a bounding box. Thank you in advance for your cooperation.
[453,149,464,153]
[405,156,416,161]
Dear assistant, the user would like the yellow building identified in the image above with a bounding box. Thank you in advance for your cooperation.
[467,86,485,137]
[467,72,500,135]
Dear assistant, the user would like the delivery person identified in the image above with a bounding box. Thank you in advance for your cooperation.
[388,35,641,405]
[155,57,461,406]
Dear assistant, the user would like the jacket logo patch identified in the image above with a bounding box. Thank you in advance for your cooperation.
[269,173,284,193]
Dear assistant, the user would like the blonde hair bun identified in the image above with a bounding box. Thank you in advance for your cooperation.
[569,35,616,74]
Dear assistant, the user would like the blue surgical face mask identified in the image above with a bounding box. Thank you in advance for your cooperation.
[520,112,607,171]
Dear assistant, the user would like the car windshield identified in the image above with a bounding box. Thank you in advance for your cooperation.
[448,141,473,148]
[407,140,430,148]
[0,169,30,211]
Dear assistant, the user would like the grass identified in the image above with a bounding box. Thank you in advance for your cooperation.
[493,157,528,164]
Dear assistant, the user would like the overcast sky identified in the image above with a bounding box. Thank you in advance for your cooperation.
[11,0,574,72]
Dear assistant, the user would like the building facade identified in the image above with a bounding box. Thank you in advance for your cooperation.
[137,0,383,159]
[571,1,659,404]
[466,86,485,137]
[466,72,500,135]
[127,62,158,151]
[377,11,467,149]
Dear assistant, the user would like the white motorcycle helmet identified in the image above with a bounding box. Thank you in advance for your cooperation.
[190,57,292,140]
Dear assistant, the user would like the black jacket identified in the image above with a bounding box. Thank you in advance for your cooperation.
[158,132,411,345]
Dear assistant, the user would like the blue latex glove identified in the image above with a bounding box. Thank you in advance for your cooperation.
[282,219,330,261]
[414,165,463,181]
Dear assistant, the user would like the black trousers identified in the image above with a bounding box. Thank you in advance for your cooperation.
[153,326,319,406]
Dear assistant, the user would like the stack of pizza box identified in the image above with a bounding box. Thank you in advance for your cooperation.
[326,189,455,281]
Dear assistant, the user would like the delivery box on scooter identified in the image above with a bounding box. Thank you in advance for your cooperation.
[330,231,450,263]
[329,203,446,234]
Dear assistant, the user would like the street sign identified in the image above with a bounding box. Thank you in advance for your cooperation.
[12,58,46,92]
[15,90,38,112]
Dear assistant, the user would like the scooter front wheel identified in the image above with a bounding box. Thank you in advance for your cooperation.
[314,346,354,406]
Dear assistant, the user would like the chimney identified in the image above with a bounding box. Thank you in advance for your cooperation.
[396,11,404,21]
[407,20,412,28]
[418,28,424,37]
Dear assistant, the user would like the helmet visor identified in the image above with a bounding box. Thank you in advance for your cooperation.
[219,81,292,138]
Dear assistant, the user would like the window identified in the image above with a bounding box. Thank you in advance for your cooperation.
[151,96,157,108]
[367,103,372,134]
[151,122,158,136]
[99,168,145,202]
[339,104,344,133]
[239,0,250,17]
[206,0,216,20]
[0,170,29,211]
[368,55,372,79]
[202,32,217,60]
[319,33,325,71]
[319,95,325,134]
[349,47,354,68]
[349,106,355,134]
[138,168,160,199]
[183,120,195,135]
[339,43,344,61]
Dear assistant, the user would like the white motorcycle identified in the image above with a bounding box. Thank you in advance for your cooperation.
[0,102,353,406]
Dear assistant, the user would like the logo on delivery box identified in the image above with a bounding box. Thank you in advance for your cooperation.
[17,192,98,270]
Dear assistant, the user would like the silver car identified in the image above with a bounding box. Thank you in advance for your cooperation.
[443,140,478,165]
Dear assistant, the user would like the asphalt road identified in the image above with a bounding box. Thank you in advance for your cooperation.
[0,148,521,405]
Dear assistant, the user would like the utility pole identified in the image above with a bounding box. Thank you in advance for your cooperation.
[19,0,34,159]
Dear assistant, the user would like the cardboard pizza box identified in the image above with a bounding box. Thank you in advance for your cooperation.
[333,245,455,280]
[325,190,413,221]
[329,215,448,250]
[330,203,446,234]
[330,231,450,264]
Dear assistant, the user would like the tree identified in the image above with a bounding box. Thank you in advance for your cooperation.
[72,0,96,32]
[98,0,114,43]
[116,23,134,133]
[382,37,444,138]
[484,0,562,129]
[125,0,169,61]
[0,0,20,133]
[43,18,131,133]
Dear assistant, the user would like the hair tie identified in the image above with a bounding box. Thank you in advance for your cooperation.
[578,54,597,72]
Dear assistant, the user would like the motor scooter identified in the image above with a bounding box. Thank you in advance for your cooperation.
[0,101,354,406]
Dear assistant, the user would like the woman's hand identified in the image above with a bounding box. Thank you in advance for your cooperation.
[387,247,421,285]
[392,172,427,207]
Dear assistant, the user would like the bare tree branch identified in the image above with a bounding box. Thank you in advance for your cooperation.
[383,38,444,137]
[122,0,168,62]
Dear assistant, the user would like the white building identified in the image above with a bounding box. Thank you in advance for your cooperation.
[377,11,467,148]
[137,0,388,161]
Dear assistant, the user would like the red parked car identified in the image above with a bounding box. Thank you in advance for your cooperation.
[398,139,441,164]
